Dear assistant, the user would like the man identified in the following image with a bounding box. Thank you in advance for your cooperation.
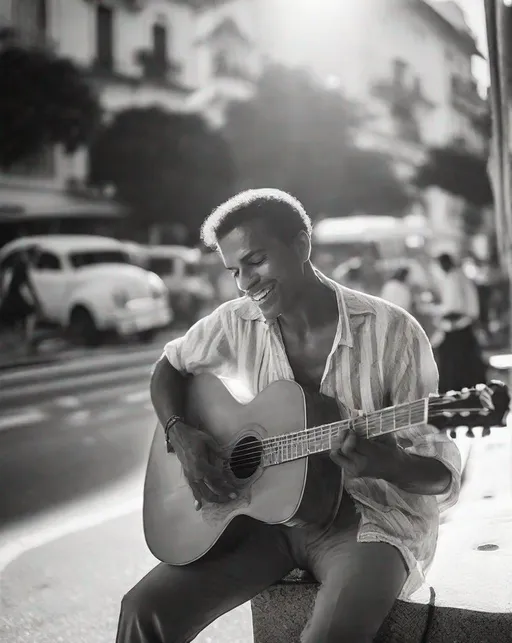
[432,253,487,393]
[0,247,42,355]
[380,265,413,313]
[117,189,461,643]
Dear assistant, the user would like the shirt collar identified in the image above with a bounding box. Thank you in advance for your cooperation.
[231,268,376,348]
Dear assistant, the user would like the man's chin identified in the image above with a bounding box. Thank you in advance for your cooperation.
[259,301,281,322]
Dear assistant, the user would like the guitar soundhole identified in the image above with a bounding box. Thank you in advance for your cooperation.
[229,436,263,480]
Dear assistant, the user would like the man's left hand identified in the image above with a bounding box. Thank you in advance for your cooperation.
[330,418,404,479]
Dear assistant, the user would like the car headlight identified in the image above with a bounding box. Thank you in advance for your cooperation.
[113,289,130,308]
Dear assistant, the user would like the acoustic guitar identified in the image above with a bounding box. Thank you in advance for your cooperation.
[143,374,509,566]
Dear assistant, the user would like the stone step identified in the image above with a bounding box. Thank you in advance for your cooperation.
[251,572,512,643]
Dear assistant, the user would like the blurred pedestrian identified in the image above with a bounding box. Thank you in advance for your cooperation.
[380,266,413,313]
[431,253,487,393]
[0,248,42,355]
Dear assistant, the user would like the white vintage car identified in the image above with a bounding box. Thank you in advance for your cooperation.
[0,235,173,346]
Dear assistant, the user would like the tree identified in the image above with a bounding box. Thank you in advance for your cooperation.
[413,144,493,235]
[88,106,235,243]
[0,42,101,170]
[223,64,411,219]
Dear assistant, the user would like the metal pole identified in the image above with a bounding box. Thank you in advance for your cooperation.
[485,0,512,388]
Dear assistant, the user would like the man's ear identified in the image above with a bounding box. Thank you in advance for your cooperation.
[294,230,311,263]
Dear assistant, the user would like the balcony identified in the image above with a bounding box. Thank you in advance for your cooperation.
[0,25,56,52]
[371,78,428,146]
[83,0,147,10]
[451,75,487,120]
[135,49,181,84]
[213,53,254,83]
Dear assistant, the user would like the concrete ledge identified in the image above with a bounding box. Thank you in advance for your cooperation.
[250,570,512,642]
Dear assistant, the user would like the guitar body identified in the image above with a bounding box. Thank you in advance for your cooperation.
[143,373,342,566]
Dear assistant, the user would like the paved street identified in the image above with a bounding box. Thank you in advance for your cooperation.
[0,342,166,525]
[0,349,510,642]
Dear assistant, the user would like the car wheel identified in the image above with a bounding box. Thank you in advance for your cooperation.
[69,307,100,347]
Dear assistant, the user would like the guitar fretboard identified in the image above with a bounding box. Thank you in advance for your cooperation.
[261,398,428,467]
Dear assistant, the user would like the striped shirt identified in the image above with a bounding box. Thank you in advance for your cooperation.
[164,269,461,598]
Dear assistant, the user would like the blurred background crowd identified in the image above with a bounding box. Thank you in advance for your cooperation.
[0,0,508,362]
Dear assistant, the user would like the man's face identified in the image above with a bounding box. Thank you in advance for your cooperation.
[218,219,307,319]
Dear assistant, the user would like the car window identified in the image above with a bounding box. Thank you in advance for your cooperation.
[35,251,61,271]
[185,262,201,277]
[148,257,175,276]
[69,250,131,269]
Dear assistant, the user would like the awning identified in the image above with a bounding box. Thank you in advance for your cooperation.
[0,186,127,222]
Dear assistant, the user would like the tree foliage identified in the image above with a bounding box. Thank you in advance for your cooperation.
[223,64,411,218]
[0,44,101,170]
[88,106,235,243]
[413,144,493,236]
[414,144,493,207]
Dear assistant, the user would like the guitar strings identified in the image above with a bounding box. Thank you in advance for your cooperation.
[224,403,427,467]
[223,401,491,468]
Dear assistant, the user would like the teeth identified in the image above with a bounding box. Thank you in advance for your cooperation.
[253,287,271,301]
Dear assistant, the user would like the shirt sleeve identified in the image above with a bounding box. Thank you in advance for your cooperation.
[388,313,462,513]
[163,303,236,377]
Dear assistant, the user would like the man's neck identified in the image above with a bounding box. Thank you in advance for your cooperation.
[278,268,337,337]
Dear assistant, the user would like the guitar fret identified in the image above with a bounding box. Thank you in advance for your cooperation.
[264,398,434,467]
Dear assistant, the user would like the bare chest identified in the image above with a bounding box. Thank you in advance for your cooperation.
[279,323,338,391]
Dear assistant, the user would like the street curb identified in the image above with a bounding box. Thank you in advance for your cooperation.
[0,345,163,388]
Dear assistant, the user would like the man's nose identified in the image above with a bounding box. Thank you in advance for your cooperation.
[238,269,259,293]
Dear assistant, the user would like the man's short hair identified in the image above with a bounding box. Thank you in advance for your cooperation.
[200,188,312,249]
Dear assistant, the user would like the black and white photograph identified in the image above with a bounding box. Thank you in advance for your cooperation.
[0,1,511,642]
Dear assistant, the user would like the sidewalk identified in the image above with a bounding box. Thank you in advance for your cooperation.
[0,426,510,643]
[0,511,252,643]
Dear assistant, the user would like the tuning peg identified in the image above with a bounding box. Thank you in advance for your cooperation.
[466,428,475,438]
[449,428,457,439]
[460,387,470,399]
[482,427,491,437]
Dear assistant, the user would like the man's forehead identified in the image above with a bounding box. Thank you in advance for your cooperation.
[219,221,273,252]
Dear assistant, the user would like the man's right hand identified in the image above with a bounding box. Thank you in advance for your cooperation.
[166,421,238,510]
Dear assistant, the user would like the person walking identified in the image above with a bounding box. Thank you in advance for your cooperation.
[0,248,42,355]
[380,266,413,313]
[431,253,487,394]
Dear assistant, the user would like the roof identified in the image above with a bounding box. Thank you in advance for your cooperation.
[143,244,202,262]
[195,17,253,47]
[0,235,126,257]
[416,0,483,58]
[313,215,429,244]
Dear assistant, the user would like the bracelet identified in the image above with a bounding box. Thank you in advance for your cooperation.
[164,414,184,445]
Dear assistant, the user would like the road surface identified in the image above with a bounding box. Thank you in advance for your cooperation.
[0,350,510,642]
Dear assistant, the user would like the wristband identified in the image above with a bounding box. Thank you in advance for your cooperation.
[164,415,184,447]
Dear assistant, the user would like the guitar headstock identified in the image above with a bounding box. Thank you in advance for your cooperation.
[427,380,510,432]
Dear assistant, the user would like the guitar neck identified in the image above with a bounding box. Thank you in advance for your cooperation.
[262,398,429,467]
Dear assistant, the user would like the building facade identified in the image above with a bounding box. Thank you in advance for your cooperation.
[252,0,488,252]
[0,0,257,238]
[0,0,488,252]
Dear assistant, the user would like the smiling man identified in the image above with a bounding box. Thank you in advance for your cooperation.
[116,188,461,643]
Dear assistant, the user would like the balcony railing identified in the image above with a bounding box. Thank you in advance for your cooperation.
[451,75,487,118]
[135,49,181,83]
